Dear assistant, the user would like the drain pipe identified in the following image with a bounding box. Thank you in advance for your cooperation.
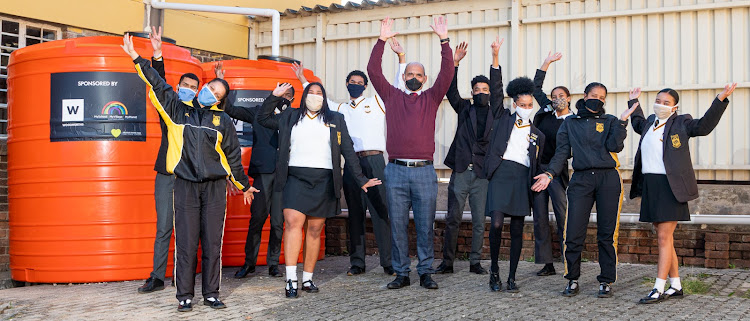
[147,0,280,56]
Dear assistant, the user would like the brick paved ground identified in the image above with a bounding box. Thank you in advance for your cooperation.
[2,255,750,320]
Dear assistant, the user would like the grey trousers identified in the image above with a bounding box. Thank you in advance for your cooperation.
[442,168,488,266]
[150,172,175,281]
[243,172,283,267]
[532,174,568,265]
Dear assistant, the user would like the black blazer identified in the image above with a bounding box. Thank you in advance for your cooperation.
[629,97,729,203]
[484,108,546,206]
[257,94,369,199]
[443,66,503,178]
[223,98,283,176]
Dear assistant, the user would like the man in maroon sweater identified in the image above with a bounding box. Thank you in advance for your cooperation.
[367,16,454,290]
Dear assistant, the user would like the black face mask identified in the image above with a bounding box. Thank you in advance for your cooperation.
[473,93,490,106]
[346,84,366,98]
[405,78,423,92]
[584,98,605,113]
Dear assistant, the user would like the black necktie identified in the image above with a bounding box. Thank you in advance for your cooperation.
[655,120,659,127]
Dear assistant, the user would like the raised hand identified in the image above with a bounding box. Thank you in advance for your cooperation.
[361,178,382,192]
[430,16,448,40]
[540,51,562,71]
[214,61,225,79]
[453,41,467,66]
[273,82,294,97]
[629,87,642,100]
[243,186,260,205]
[531,174,551,192]
[120,33,139,60]
[620,102,639,121]
[149,26,162,58]
[491,36,504,56]
[379,17,399,41]
[389,37,404,55]
[291,61,307,83]
[718,82,738,101]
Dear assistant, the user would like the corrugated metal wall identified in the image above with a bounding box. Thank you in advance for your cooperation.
[254,0,750,180]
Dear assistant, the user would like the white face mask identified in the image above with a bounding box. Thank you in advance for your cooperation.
[306,94,324,112]
[653,103,675,120]
[515,106,533,121]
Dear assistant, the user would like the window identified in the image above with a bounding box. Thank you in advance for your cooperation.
[0,17,61,136]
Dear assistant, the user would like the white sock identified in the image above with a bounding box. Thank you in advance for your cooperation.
[665,277,682,294]
[302,271,313,283]
[652,278,666,297]
[285,266,297,289]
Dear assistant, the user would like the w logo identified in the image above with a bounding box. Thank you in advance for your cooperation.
[62,99,84,122]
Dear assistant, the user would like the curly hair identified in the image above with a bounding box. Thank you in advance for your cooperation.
[471,75,490,89]
[505,77,535,101]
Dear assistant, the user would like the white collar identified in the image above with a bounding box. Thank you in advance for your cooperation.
[401,88,423,95]
[349,95,366,105]
[556,111,573,120]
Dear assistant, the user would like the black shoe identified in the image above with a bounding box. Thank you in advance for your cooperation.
[563,280,579,297]
[177,300,193,312]
[505,278,519,293]
[171,279,175,287]
[268,265,283,277]
[138,277,165,293]
[489,273,501,292]
[536,264,557,276]
[387,276,411,289]
[664,287,684,299]
[638,289,665,304]
[383,266,396,276]
[203,298,226,309]
[347,266,365,276]
[285,280,299,298]
[419,274,438,289]
[435,262,454,274]
[234,264,255,279]
[302,280,319,293]
[598,282,613,298]
[469,263,488,275]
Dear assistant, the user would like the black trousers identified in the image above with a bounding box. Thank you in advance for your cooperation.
[243,172,283,267]
[342,153,392,270]
[174,178,227,301]
[532,172,568,265]
[563,169,622,284]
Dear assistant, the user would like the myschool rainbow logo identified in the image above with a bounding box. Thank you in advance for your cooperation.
[101,101,128,115]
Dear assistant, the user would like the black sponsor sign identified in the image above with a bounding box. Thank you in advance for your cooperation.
[50,72,146,142]
[226,89,272,147]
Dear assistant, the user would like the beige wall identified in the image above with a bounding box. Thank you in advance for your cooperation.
[255,0,750,180]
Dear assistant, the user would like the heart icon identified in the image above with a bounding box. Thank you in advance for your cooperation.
[111,129,122,138]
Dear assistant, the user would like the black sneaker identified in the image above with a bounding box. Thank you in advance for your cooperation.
[638,289,665,304]
[469,263,488,275]
[664,287,684,299]
[505,278,519,293]
[285,280,299,298]
[138,277,165,294]
[302,280,319,293]
[234,264,255,279]
[536,264,557,276]
[489,272,501,292]
[419,274,438,289]
[203,297,226,309]
[177,300,193,312]
[347,266,365,276]
[435,262,454,274]
[387,276,411,289]
[598,282,613,298]
[563,280,579,297]
[268,265,283,277]
[383,266,396,276]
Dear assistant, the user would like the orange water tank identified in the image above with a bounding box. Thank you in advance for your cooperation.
[201,58,325,267]
[7,35,202,283]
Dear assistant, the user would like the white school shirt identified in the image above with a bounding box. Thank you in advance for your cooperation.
[288,112,333,169]
[640,117,669,175]
[502,115,532,168]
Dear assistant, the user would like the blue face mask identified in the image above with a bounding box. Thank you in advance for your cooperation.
[197,85,218,107]
[346,83,366,98]
[177,87,197,102]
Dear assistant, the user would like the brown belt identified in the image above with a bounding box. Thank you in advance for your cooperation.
[356,150,383,157]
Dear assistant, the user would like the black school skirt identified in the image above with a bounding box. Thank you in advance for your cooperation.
[639,174,690,223]
[486,160,531,217]
[283,166,338,218]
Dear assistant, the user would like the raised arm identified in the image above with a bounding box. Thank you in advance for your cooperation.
[446,42,469,113]
[148,26,166,81]
[426,16,455,102]
[223,100,258,123]
[367,18,400,101]
[686,83,736,137]
[624,88,647,135]
[489,36,505,117]
[258,83,292,130]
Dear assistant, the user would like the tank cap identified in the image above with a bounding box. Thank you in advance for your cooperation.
[125,31,177,45]
[258,55,300,65]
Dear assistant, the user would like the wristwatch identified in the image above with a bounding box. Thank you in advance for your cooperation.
[440,37,450,44]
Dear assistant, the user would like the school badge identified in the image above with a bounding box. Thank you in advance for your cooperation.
[671,134,681,148]
[596,122,604,133]
[212,114,221,126]
[365,105,371,113]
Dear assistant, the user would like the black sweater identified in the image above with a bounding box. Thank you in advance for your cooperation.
[531,69,568,165]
